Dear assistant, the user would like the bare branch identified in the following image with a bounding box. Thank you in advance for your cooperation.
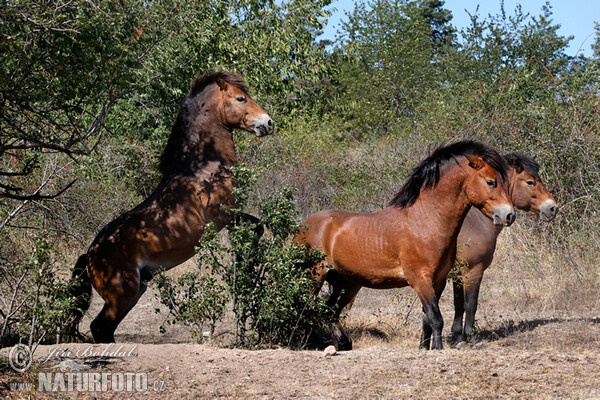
[0,179,76,201]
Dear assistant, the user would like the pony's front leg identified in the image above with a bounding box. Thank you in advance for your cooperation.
[415,278,446,350]
[450,279,466,345]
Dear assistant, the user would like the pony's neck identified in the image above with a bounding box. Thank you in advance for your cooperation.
[408,165,473,242]
[164,126,236,178]
[195,124,237,168]
[162,92,237,178]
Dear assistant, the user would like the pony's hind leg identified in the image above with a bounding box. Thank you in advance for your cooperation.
[330,287,361,351]
[90,270,146,343]
[326,271,361,351]
[462,266,484,343]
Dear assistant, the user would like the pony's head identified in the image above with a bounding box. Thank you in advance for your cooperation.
[462,152,514,226]
[503,153,558,221]
[390,140,515,226]
[190,71,274,137]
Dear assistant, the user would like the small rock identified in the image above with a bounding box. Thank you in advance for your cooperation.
[323,345,337,357]
[456,341,469,350]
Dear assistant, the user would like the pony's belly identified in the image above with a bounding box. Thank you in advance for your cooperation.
[334,262,408,289]
[138,260,175,274]
[361,277,409,290]
[138,247,196,275]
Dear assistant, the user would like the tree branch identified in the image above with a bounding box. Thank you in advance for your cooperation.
[0,179,76,201]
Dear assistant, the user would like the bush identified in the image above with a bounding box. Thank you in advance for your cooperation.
[0,237,78,351]
[152,271,228,342]
[153,167,329,349]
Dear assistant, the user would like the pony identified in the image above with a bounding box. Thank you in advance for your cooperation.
[295,140,515,350]
[449,153,558,345]
[69,71,274,343]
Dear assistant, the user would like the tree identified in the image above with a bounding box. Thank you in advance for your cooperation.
[0,0,334,347]
[454,1,572,82]
[332,0,454,135]
[418,0,455,53]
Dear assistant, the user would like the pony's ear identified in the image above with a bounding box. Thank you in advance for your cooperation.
[216,77,228,91]
[465,154,486,171]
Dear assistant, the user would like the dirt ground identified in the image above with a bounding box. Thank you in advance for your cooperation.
[2,280,600,400]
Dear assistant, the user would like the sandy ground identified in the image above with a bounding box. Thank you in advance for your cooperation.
[2,260,600,399]
[0,244,600,399]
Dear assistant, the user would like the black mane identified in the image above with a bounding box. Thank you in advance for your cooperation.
[503,153,542,182]
[159,71,248,175]
[389,140,508,208]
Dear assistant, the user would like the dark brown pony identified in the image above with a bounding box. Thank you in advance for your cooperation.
[296,140,515,350]
[450,153,558,345]
[69,71,273,343]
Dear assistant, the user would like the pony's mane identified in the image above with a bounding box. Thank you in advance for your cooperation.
[503,153,541,182]
[159,71,248,175]
[389,140,508,208]
[189,70,249,97]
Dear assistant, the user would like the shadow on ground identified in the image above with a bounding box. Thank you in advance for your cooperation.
[476,317,600,342]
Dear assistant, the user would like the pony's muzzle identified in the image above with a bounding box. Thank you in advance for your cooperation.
[492,204,515,226]
[251,114,274,137]
[540,200,558,222]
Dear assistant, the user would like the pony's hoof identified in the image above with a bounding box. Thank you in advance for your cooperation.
[333,334,352,351]
[448,333,466,347]
[330,323,352,351]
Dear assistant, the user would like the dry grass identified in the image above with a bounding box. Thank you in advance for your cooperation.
[333,215,600,353]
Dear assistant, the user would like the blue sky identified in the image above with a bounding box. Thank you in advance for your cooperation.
[320,0,599,57]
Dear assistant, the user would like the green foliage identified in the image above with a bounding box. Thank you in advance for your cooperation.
[198,168,328,348]
[152,271,228,342]
[151,167,328,348]
[334,0,440,134]
[0,237,77,349]
[325,0,454,137]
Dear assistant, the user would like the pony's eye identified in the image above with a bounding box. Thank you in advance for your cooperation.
[236,96,247,103]
[486,179,496,187]
[526,180,535,186]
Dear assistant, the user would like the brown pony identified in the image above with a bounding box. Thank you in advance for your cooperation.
[296,140,515,350]
[69,71,273,343]
[450,153,558,345]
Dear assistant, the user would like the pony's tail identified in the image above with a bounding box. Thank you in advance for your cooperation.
[67,254,92,336]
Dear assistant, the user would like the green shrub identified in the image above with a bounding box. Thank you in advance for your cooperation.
[153,167,329,349]
[152,271,228,342]
[0,237,77,351]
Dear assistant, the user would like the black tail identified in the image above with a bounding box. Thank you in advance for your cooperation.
[67,254,92,336]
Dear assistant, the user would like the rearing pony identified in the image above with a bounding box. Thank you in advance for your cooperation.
[296,140,515,350]
[450,153,558,345]
[69,71,274,343]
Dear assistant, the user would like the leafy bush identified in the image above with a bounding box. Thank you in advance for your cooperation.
[153,167,329,349]
[152,271,228,342]
[0,237,77,351]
